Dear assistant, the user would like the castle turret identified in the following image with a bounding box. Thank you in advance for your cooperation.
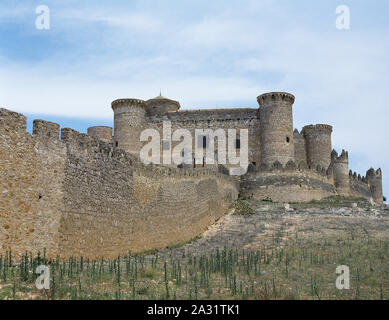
[257,92,295,166]
[331,149,350,196]
[112,99,147,155]
[302,124,333,169]
[87,126,113,143]
[366,168,383,203]
[145,95,180,116]
[293,129,307,164]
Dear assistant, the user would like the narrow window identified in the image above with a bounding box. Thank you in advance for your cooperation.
[202,136,207,149]
[286,136,290,143]
[236,139,241,149]
[115,141,119,147]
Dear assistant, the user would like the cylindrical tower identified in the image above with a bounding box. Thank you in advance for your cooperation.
[87,126,113,143]
[257,92,295,166]
[302,124,333,169]
[332,149,350,196]
[145,95,180,116]
[366,168,383,203]
[112,98,147,155]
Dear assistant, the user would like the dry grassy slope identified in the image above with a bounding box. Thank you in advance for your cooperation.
[159,197,389,258]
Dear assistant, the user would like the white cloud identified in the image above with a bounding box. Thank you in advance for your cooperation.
[57,9,164,35]
[0,0,388,194]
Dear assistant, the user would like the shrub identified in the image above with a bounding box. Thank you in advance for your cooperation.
[232,199,254,215]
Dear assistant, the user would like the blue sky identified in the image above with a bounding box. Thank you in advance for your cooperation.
[1,0,388,199]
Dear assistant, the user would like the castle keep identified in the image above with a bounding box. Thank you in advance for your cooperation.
[0,91,383,259]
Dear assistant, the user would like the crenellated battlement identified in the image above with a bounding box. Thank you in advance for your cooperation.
[293,129,303,137]
[19,118,234,183]
[257,92,295,106]
[240,160,336,202]
[111,98,147,111]
[0,107,240,183]
[0,108,27,132]
[87,126,113,142]
[33,119,60,141]
[302,124,333,135]
[349,170,368,184]
[367,168,382,179]
[332,149,349,162]
[254,160,333,180]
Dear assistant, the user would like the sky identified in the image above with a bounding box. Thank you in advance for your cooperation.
[0,0,388,199]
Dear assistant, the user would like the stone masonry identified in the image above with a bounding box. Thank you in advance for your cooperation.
[0,90,384,259]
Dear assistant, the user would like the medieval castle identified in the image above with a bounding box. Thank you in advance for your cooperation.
[0,91,383,259]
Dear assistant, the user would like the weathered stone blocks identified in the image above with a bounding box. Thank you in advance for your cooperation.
[257,92,295,166]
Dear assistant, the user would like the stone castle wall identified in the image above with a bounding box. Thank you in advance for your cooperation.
[0,109,66,257]
[240,161,337,202]
[349,171,371,199]
[87,126,113,142]
[0,108,238,259]
[240,159,379,203]
[148,108,261,168]
[0,90,384,259]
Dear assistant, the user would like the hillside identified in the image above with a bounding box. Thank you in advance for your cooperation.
[1,196,388,300]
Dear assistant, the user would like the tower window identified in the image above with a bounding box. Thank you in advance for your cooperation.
[286,137,290,143]
[236,139,241,149]
[202,136,207,149]
[115,141,119,147]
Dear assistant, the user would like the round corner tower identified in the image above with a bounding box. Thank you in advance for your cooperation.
[302,124,333,169]
[145,95,180,116]
[257,92,295,166]
[332,149,350,196]
[366,168,383,203]
[112,98,147,155]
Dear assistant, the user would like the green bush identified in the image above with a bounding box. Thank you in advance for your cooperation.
[232,199,254,215]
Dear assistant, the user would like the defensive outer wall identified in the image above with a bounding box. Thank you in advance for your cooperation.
[0,108,238,259]
[0,90,384,259]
